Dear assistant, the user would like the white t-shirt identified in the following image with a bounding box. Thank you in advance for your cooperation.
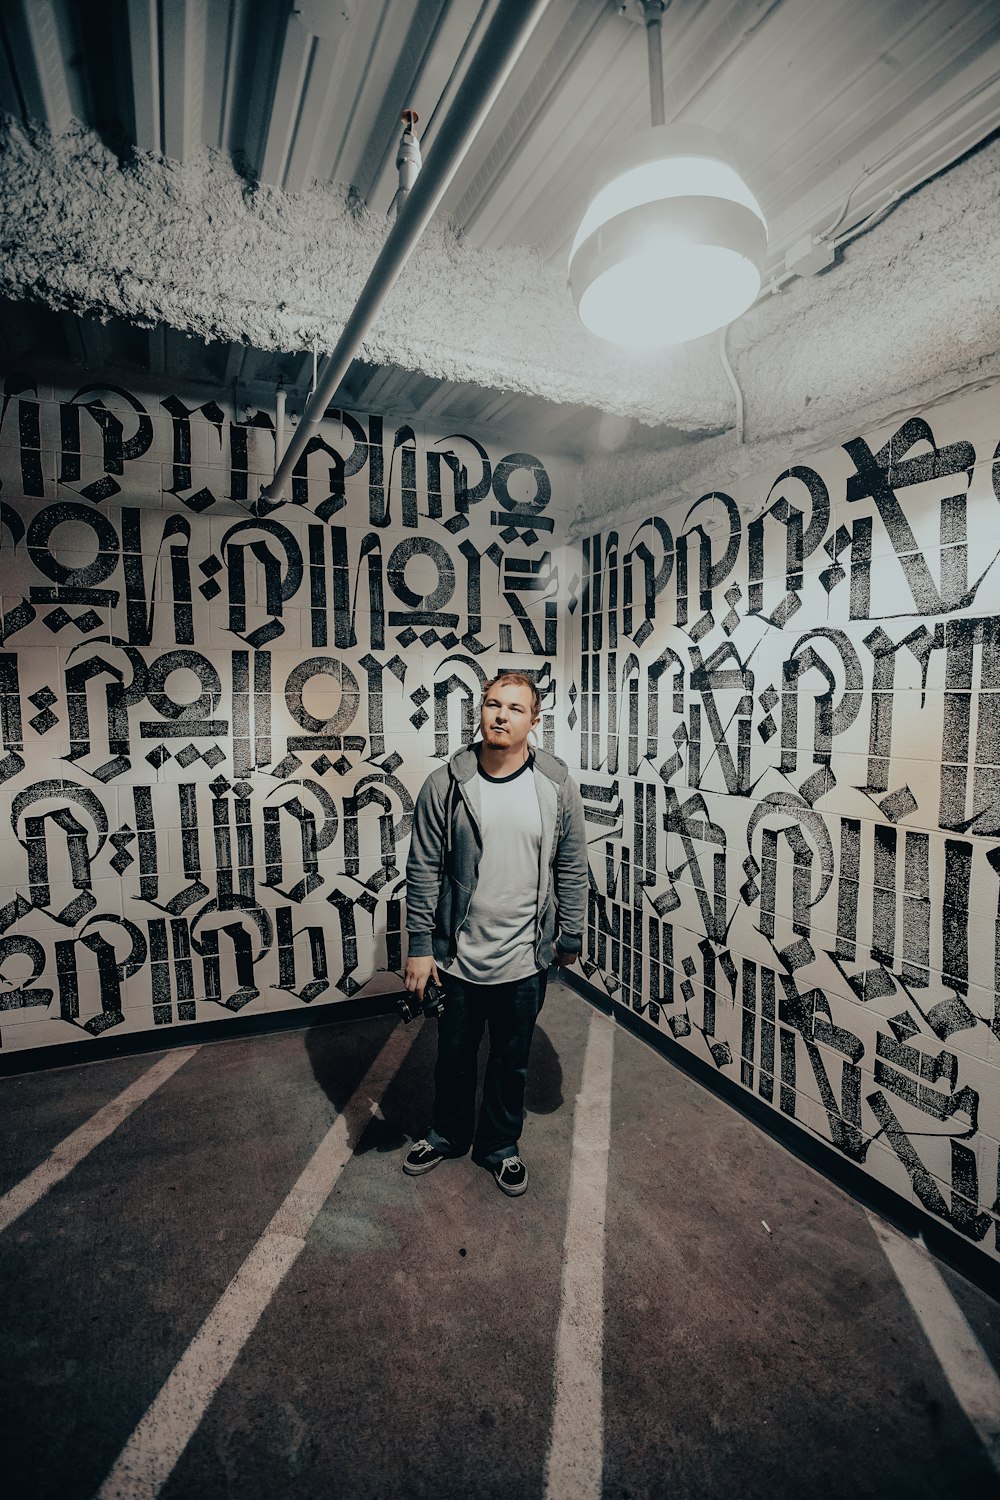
[442,757,542,985]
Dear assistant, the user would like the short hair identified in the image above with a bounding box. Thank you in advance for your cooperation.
[482,671,541,718]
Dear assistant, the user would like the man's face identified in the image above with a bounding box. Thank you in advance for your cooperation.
[480,681,539,756]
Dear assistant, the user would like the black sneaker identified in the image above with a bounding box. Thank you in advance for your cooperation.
[493,1155,527,1196]
[403,1139,447,1175]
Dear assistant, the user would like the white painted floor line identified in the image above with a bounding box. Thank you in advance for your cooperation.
[866,1209,1000,1472]
[95,1021,418,1500]
[0,1047,200,1237]
[544,1010,615,1500]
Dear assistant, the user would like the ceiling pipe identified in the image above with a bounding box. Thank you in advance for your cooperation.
[262,0,553,507]
[641,0,668,129]
[275,376,286,462]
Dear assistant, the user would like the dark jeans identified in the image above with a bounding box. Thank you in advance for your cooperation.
[426,969,547,1168]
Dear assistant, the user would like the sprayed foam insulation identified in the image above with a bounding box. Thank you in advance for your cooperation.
[0,115,724,431]
[3,116,1000,485]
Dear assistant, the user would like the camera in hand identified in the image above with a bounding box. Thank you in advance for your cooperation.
[395,976,446,1025]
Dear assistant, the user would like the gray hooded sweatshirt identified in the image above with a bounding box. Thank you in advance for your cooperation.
[405,744,588,973]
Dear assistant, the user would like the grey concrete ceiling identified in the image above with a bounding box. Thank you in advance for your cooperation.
[2,0,1000,455]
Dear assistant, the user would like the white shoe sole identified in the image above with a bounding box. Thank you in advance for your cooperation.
[402,1155,445,1175]
[494,1173,527,1196]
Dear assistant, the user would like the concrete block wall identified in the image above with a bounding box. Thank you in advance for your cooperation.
[0,374,571,1055]
[565,380,1000,1268]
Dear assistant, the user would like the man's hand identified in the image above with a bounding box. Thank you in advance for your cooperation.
[404,955,441,999]
[555,948,576,968]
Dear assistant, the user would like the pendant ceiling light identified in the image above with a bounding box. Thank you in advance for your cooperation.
[569,0,766,348]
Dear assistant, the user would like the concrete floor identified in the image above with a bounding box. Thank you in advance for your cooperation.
[2,980,998,1500]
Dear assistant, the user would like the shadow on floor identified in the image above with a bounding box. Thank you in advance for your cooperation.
[302,1012,414,1157]
[524,1024,563,1116]
[301,1013,563,1156]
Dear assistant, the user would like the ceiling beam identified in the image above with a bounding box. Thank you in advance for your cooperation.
[62,313,90,369]
[204,0,243,152]
[258,12,313,189]
[1,0,74,135]
[281,29,351,195]
[281,0,374,195]
[451,0,611,246]
[126,0,161,152]
[293,349,316,403]
[160,0,206,162]
[222,340,245,387]
[361,0,475,215]
[148,325,167,376]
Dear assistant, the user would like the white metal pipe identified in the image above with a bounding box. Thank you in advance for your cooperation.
[275,379,286,464]
[642,0,667,129]
[262,0,553,506]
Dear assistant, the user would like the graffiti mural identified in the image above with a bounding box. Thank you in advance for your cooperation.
[567,385,1000,1261]
[0,376,565,1052]
[5,366,998,1264]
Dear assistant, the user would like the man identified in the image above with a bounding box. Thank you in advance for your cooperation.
[401,671,588,1196]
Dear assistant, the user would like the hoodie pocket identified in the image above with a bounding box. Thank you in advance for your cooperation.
[434,875,468,937]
